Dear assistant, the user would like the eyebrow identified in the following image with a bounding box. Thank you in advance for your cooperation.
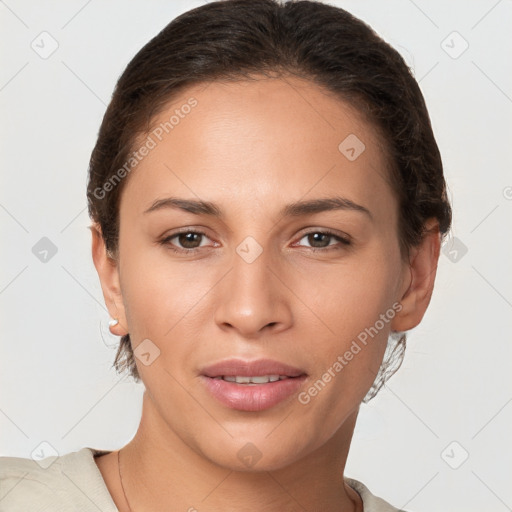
[144,196,372,220]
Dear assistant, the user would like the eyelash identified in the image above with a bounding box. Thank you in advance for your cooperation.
[159,229,351,254]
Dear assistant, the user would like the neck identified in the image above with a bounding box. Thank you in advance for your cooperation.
[120,390,361,512]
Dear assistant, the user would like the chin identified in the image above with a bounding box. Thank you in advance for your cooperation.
[197,433,313,473]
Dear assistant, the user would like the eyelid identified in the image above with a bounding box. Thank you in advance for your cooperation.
[297,227,351,242]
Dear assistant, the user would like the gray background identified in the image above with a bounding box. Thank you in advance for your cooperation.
[1,1,511,510]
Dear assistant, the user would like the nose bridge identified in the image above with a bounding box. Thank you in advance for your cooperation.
[234,234,272,293]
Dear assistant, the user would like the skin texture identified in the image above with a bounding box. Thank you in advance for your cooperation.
[92,75,441,512]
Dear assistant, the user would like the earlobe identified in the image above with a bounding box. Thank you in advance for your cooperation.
[391,219,441,333]
[90,223,129,336]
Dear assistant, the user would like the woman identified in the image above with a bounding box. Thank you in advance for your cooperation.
[0,0,451,510]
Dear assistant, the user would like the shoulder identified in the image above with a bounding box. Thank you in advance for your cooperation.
[346,477,407,512]
[0,447,118,512]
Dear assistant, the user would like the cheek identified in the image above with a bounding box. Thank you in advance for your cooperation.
[119,249,214,339]
[296,251,400,338]
[290,250,402,400]
[117,236,229,388]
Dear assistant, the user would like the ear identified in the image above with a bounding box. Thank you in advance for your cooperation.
[90,223,129,336]
[391,218,441,332]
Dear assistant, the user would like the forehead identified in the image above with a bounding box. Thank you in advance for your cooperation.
[122,75,395,218]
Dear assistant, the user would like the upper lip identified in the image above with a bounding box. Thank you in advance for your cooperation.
[200,358,306,378]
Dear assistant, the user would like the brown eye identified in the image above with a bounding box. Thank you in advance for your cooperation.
[160,230,212,253]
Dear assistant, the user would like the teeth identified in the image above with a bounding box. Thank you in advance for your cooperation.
[217,375,288,384]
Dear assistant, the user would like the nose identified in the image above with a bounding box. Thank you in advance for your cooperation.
[213,243,293,338]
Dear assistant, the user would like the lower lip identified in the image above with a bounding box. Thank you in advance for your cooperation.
[200,375,306,412]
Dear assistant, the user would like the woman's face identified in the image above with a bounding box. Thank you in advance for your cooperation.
[110,76,412,470]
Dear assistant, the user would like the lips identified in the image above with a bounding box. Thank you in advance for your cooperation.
[199,358,307,412]
[200,358,306,378]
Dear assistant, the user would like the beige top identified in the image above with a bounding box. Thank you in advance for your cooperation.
[0,447,405,511]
